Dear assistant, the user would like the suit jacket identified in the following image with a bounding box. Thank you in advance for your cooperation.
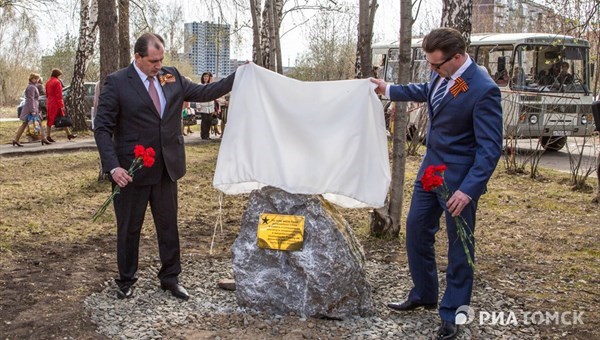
[389,60,503,201]
[94,65,235,186]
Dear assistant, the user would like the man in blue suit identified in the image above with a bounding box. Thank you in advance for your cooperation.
[371,28,502,339]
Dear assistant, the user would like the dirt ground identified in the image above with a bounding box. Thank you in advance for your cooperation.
[0,144,598,339]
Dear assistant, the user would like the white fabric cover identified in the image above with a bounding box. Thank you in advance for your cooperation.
[213,63,390,208]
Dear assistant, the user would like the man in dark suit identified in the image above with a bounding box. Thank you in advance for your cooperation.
[371,28,502,339]
[94,33,235,301]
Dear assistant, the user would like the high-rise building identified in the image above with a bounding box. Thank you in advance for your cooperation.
[184,21,232,79]
[472,0,561,34]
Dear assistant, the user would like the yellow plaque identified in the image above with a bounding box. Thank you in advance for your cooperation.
[257,213,305,251]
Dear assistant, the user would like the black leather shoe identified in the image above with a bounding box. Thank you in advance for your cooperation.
[436,320,459,340]
[160,283,189,301]
[387,300,437,311]
[116,286,133,299]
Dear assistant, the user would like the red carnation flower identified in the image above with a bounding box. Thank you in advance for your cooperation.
[134,145,146,158]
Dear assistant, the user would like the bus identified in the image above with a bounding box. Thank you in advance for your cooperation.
[372,33,597,151]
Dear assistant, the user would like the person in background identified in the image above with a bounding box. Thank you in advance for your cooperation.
[493,68,509,86]
[371,28,502,340]
[555,61,574,86]
[182,101,194,135]
[45,68,77,142]
[211,98,221,137]
[36,77,46,96]
[198,72,216,140]
[13,73,51,146]
[218,94,229,135]
[511,66,526,86]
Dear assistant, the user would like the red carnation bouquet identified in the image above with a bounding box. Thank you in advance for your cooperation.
[92,145,156,222]
[421,164,475,269]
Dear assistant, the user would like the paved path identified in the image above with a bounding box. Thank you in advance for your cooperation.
[514,137,598,178]
[0,131,220,157]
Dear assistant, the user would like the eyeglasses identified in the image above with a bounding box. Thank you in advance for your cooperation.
[426,55,454,70]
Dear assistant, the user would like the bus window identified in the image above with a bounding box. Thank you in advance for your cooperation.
[385,49,399,82]
[475,45,513,86]
[412,48,430,83]
[515,44,588,93]
[372,53,387,79]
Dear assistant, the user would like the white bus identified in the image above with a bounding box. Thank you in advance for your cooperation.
[372,33,597,151]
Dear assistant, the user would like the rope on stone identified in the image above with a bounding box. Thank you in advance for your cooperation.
[209,191,224,255]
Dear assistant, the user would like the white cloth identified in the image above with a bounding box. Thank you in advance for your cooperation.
[213,63,391,208]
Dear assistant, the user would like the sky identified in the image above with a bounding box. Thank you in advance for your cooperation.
[37,0,442,67]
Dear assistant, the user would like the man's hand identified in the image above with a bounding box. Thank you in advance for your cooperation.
[369,77,387,95]
[111,167,133,188]
[446,190,471,217]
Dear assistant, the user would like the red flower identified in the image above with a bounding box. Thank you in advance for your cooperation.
[434,164,447,173]
[145,147,156,158]
[419,163,476,269]
[142,147,156,167]
[93,145,156,222]
[421,165,444,192]
[142,155,155,168]
[134,145,146,158]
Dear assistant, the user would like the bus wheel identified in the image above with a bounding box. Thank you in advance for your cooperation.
[540,136,567,151]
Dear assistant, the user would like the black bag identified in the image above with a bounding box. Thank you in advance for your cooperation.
[183,115,197,126]
[54,115,73,128]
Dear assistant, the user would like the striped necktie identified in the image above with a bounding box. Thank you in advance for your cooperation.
[431,77,450,113]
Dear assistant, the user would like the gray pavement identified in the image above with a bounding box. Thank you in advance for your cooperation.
[0,129,220,157]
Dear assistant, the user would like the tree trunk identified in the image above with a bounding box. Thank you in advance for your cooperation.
[355,0,378,79]
[594,150,600,204]
[67,0,98,132]
[441,0,473,45]
[98,0,119,181]
[369,0,411,238]
[118,0,130,69]
[98,0,119,82]
[250,0,263,66]
[262,0,275,71]
[272,0,283,74]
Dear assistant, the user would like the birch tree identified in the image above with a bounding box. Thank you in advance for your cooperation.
[369,0,413,238]
[441,0,473,45]
[67,0,98,131]
[250,0,342,73]
[355,0,377,78]
[250,0,263,66]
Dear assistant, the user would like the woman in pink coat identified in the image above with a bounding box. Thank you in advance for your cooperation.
[45,68,77,142]
[12,73,51,146]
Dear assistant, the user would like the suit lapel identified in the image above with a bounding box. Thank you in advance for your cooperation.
[127,65,161,119]
[159,70,174,119]
[428,72,440,118]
